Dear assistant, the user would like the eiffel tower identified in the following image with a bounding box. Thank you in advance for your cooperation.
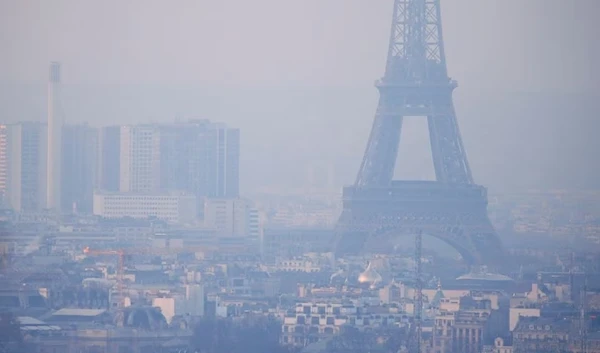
[334,0,502,266]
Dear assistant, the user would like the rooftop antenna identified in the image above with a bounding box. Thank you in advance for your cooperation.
[412,229,423,353]
[580,276,588,353]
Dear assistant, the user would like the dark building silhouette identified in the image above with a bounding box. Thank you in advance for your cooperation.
[61,123,98,213]
[98,125,120,192]
[158,120,239,198]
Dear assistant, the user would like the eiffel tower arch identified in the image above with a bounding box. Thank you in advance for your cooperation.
[333,0,503,266]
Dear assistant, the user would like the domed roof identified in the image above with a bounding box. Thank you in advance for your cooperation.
[82,278,113,289]
[358,262,382,284]
[123,306,167,330]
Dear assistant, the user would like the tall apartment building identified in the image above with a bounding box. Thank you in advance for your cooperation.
[159,120,240,198]
[113,121,239,210]
[94,121,239,220]
[61,124,98,213]
[119,125,161,193]
[0,125,7,207]
[212,122,240,198]
[98,126,120,192]
[0,122,48,212]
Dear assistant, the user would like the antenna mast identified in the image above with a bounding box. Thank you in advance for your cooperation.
[413,230,423,353]
[580,277,588,353]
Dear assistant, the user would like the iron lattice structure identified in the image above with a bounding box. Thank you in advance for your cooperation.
[334,0,502,266]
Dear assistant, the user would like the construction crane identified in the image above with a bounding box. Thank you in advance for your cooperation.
[83,247,128,309]
[82,244,245,309]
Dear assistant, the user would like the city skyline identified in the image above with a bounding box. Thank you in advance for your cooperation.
[1,1,599,352]
[0,117,241,215]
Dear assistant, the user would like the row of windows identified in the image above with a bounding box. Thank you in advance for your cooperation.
[102,211,178,216]
[102,202,180,206]
[102,198,179,202]
[103,214,178,222]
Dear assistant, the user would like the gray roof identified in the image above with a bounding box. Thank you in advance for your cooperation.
[51,308,107,317]
[17,316,61,331]
[513,316,572,333]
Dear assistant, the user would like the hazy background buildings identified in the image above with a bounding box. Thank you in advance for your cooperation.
[0,0,599,194]
[0,119,240,221]
[0,122,47,212]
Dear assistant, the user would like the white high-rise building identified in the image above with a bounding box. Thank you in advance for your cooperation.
[0,125,7,206]
[119,125,161,192]
[0,122,48,211]
[158,120,240,198]
[112,121,240,220]
[46,61,62,211]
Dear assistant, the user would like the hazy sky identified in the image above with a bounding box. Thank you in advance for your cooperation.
[1,0,599,193]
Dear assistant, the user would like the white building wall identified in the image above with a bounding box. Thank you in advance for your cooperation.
[3,123,47,212]
[0,125,7,206]
[93,192,197,223]
[204,198,256,237]
[119,125,161,193]
[6,124,21,210]
[185,284,205,316]
[178,195,197,225]
[153,297,176,324]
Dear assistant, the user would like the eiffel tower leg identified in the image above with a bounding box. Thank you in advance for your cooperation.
[333,229,371,257]
[355,110,403,187]
[464,227,504,267]
[428,98,473,184]
[445,216,504,267]
[333,208,380,256]
[334,204,503,267]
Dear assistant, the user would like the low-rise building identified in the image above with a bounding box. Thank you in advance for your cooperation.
[93,192,197,224]
[279,302,405,347]
[203,198,259,237]
[512,317,570,353]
